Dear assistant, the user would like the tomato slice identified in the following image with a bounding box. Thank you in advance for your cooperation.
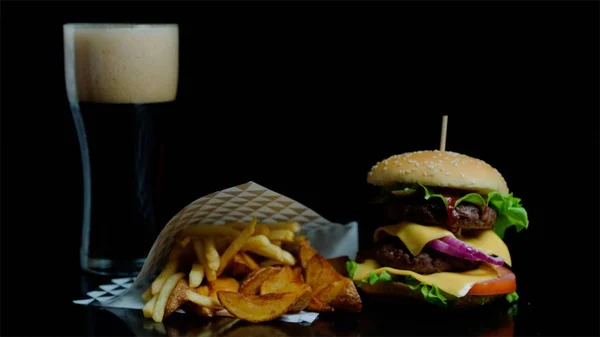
[467,265,516,295]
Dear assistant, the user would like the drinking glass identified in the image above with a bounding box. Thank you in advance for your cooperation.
[63,23,179,276]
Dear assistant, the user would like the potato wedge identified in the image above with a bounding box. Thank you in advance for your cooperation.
[287,284,312,313]
[238,266,281,295]
[305,296,334,313]
[164,279,190,318]
[305,254,344,295]
[298,241,318,269]
[292,266,304,282]
[259,266,296,294]
[260,266,312,313]
[208,277,240,299]
[195,285,209,296]
[217,291,298,323]
[315,277,362,313]
[232,252,259,278]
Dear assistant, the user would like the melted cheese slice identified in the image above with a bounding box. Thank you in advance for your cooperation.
[374,222,512,266]
[353,259,499,297]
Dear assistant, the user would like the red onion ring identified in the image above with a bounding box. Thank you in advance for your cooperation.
[427,236,505,266]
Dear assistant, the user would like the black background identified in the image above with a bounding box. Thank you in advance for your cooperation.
[1,1,599,336]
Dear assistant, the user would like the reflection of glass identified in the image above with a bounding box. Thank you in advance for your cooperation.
[64,24,179,276]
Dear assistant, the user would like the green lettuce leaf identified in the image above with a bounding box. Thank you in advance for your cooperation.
[451,190,529,239]
[419,183,448,208]
[505,291,519,303]
[406,276,448,307]
[345,260,448,307]
[487,192,529,238]
[454,192,487,208]
[345,260,359,279]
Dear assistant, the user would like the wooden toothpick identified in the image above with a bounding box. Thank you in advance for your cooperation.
[440,115,448,151]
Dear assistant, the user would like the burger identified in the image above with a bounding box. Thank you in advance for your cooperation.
[346,150,528,308]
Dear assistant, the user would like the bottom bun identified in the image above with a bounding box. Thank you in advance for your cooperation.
[359,281,503,309]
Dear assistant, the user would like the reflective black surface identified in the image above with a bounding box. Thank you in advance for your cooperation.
[48,273,541,337]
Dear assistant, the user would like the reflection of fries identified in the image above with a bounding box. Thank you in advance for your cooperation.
[152,272,186,322]
[193,239,217,282]
[204,237,220,271]
[217,219,256,276]
[189,263,205,288]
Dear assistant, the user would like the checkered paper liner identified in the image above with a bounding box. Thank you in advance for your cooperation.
[73,181,359,325]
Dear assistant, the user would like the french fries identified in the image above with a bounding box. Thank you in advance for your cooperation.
[193,239,217,282]
[217,219,256,276]
[189,263,205,288]
[231,252,260,278]
[204,237,221,271]
[141,218,362,324]
[217,291,299,323]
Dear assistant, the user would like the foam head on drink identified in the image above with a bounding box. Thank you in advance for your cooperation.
[64,24,179,104]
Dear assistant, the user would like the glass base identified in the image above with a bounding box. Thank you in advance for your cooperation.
[81,252,146,277]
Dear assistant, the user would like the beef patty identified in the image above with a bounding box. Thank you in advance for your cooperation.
[356,237,481,274]
[382,197,498,233]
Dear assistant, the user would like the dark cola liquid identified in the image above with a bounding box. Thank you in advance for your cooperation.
[74,102,173,266]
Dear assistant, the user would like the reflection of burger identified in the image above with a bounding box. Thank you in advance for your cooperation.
[347,150,528,308]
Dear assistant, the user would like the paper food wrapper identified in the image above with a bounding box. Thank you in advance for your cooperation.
[74,181,359,325]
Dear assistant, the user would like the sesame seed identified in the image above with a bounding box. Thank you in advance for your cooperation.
[461,173,465,178]
[445,172,450,176]
[453,163,458,167]
[423,172,428,176]
[368,172,373,176]
[383,167,388,171]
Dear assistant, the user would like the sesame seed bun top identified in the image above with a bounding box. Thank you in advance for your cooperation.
[366,150,509,195]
